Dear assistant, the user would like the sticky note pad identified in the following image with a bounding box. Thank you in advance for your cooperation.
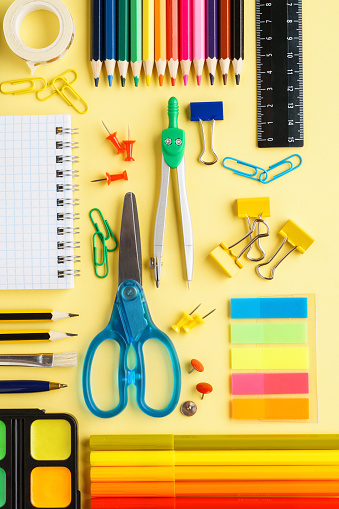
[232,373,309,395]
[230,297,308,319]
[232,398,310,419]
[231,347,309,370]
[230,323,307,344]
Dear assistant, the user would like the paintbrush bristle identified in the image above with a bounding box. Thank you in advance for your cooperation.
[52,352,78,367]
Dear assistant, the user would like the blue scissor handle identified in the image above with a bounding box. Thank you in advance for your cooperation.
[82,280,181,418]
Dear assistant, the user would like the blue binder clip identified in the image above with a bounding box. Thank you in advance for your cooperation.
[190,101,224,165]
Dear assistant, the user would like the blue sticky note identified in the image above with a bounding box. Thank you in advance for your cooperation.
[230,298,308,319]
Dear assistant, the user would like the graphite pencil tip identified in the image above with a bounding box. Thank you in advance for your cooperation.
[171,77,176,86]
[66,332,78,337]
[94,77,99,87]
[223,74,228,85]
[197,75,202,86]
[183,75,188,86]
[134,76,139,87]
[159,74,164,86]
[68,313,79,318]
[209,73,215,85]
[108,75,113,87]
[121,76,126,87]
[235,74,240,85]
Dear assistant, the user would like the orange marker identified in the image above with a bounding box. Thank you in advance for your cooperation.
[166,0,179,85]
[122,125,135,162]
[155,0,167,85]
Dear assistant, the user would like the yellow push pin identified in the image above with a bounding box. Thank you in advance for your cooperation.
[183,309,216,333]
[171,304,201,333]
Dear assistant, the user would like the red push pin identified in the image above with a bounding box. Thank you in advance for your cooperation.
[196,382,213,399]
[122,124,136,162]
[91,170,128,185]
[189,359,204,374]
[102,121,125,155]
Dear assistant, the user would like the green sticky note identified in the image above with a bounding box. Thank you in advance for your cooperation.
[0,468,6,507]
[231,323,307,344]
[0,421,5,461]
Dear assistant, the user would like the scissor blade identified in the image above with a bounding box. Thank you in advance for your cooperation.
[118,192,142,286]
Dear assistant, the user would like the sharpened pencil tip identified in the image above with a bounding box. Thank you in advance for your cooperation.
[223,74,228,85]
[197,75,202,86]
[159,74,164,86]
[94,78,99,87]
[183,75,188,86]
[121,76,126,87]
[235,74,240,85]
[209,73,215,85]
[66,332,78,337]
[68,313,79,318]
[171,77,176,86]
[134,76,139,87]
[108,75,113,87]
[146,75,151,86]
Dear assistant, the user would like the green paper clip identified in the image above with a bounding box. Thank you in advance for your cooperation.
[89,208,118,278]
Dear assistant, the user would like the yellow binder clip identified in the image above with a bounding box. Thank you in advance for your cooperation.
[210,218,270,278]
[0,77,46,95]
[236,197,270,261]
[256,220,315,280]
[52,77,88,114]
[36,69,77,101]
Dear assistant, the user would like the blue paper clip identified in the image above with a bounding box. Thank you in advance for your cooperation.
[222,157,268,182]
[259,154,303,184]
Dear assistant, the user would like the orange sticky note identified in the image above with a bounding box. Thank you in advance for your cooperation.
[232,398,309,420]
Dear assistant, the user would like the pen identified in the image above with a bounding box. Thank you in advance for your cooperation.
[0,381,67,393]
[0,310,78,322]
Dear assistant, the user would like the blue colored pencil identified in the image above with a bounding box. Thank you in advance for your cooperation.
[91,0,104,86]
[104,0,117,86]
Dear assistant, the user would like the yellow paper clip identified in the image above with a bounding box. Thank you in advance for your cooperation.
[0,77,46,95]
[236,197,271,261]
[256,220,315,280]
[52,77,88,114]
[210,218,270,278]
[36,69,78,101]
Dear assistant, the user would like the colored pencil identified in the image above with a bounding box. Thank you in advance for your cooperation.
[0,330,77,342]
[231,0,244,84]
[205,0,219,85]
[0,380,67,393]
[143,0,155,86]
[219,0,231,84]
[104,0,116,86]
[91,498,339,509]
[91,0,104,86]
[179,0,192,85]
[155,0,167,85]
[130,0,143,86]
[192,0,205,85]
[166,0,179,85]
[0,310,78,322]
[117,0,130,86]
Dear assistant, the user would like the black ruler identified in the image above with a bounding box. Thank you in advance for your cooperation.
[256,0,304,147]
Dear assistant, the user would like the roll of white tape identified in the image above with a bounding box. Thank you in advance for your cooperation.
[3,0,75,72]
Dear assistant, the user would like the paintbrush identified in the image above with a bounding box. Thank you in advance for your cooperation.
[0,352,78,367]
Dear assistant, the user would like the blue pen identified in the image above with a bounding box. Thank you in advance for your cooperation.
[104,0,117,86]
[0,380,67,393]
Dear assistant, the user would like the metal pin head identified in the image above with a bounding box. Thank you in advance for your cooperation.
[181,400,197,416]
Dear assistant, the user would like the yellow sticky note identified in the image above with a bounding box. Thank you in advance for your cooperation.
[231,347,309,370]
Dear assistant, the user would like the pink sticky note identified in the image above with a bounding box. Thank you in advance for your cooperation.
[231,373,309,395]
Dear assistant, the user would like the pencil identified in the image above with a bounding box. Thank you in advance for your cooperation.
[91,0,104,86]
[0,310,78,322]
[192,0,205,85]
[104,0,116,86]
[166,0,179,86]
[154,0,167,85]
[179,0,192,86]
[0,330,77,342]
[143,0,155,86]
[0,380,67,393]
[206,0,219,85]
[219,0,231,84]
[231,0,244,84]
[130,0,142,86]
[117,0,130,86]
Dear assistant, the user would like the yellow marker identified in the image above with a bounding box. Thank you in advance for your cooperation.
[143,0,154,85]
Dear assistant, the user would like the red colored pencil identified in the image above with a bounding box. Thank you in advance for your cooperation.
[166,0,179,85]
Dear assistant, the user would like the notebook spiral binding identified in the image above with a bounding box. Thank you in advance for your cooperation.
[56,124,80,279]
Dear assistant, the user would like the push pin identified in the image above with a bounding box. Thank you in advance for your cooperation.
[91,170,128,185]
[256,220,314,280]
[196,382,213,399]
[189,359,204,374]
[183,309,216,333]
[236,197,271,261]
[123,124,136,162]
[171,304,201,333]
[181,401,197,416]
[102,121,125,155]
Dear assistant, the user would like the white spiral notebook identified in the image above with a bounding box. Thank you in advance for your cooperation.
[0,114,79,290]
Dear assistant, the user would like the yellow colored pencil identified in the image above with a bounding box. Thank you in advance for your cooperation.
[143,0,154,85]
[155,0,167,85]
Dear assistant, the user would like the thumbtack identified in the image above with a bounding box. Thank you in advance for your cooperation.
[196,382,213,399]
[123,124,136,162]
[102,121,125,154]
[91,170,128,185]
[189,359,204,374]
[180,400,197,416]
[171,304,202,333]
[183,309,216,333]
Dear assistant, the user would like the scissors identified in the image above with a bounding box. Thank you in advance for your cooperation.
[83,192,181,418]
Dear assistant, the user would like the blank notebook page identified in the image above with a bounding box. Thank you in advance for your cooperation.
[0,114,76,290]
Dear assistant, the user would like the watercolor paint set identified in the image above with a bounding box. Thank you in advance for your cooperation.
[0,409,80,509]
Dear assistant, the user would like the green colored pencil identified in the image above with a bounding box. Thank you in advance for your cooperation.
[130,0,142,86]
[117,0,130,86]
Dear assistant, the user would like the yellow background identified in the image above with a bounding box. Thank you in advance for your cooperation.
[0,0,338,506]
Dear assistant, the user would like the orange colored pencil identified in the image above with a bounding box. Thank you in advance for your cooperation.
[166,0,179,85]
[155,0,167,85]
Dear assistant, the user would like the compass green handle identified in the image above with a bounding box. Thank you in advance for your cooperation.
[162,97,185,169]
[168,97,179,129]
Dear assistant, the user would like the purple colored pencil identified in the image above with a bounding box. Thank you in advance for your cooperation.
[205,0,218,84]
